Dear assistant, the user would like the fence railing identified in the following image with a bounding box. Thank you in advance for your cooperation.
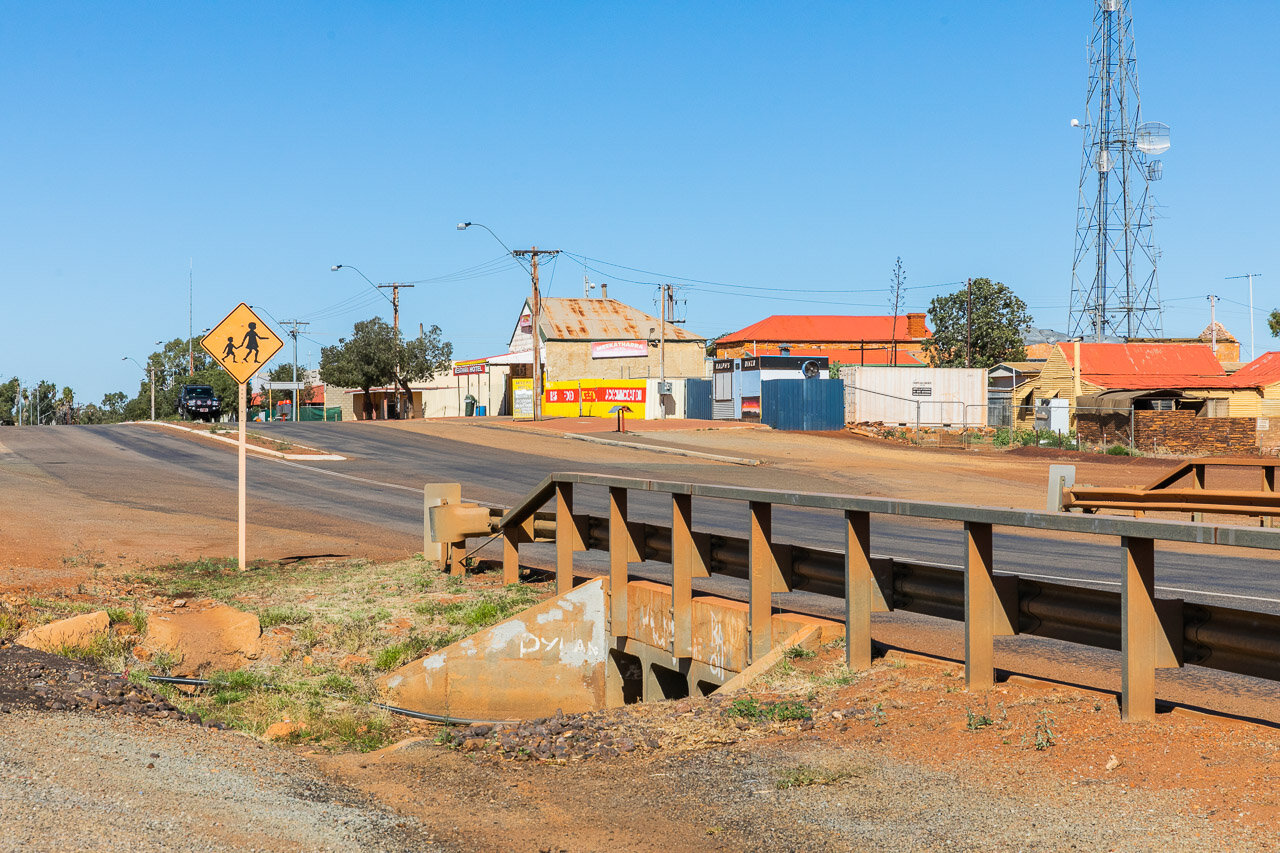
[497,472,1280,722]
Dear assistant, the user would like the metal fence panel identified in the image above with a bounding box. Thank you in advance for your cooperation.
[684,379,712,420]
[761,379,845,431]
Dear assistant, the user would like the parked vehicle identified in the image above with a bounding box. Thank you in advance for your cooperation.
[177,384,222,422]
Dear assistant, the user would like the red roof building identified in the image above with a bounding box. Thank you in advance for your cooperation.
[713,313,931,365]
[1060,343,1238,390]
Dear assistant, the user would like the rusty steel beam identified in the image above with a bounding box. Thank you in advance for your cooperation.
[1065,486,1280,518]
[500,473,1280,722]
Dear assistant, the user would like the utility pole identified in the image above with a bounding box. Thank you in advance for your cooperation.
[149,365,156,421]
[965,277,973,369]
[659,284,671,419]
[280,319,311,421]
[375,283,413,418]
[1207,294,1218,354]
[512,247,560,421]
[1226,274,1263,361]
[376,283,415,334]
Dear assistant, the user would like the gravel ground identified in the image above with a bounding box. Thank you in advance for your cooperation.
[0,712,445,852]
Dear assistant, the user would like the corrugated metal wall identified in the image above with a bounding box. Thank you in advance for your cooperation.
[839,366,988,426]
[685,379,712,420]
[761,379,845,431]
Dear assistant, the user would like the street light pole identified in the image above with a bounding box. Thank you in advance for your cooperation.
[1226,273,1264,361]
[458,223,557,421]
[332,264,409,418]
[123,356,157,421]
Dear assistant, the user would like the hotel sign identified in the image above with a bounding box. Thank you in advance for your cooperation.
[590,340,648,359]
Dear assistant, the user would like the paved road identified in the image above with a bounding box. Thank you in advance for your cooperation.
[8,421,1280,721]
[14,421,1280,611]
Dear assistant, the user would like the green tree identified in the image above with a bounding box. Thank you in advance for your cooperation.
[1268,309,1280,338]
[319,318,452,419]
[0,378,18,425]
[921,278,1031,368]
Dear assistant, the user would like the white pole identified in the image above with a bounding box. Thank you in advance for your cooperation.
[238,381,247,571]
[1249,274,1256,361]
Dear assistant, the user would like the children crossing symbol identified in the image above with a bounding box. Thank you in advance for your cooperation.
[201,303,282,384]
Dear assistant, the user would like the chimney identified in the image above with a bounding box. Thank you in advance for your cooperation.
[601,282,608,299]
[906,312,928,339]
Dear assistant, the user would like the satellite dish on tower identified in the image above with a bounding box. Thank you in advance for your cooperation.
[1135,121,1171,155]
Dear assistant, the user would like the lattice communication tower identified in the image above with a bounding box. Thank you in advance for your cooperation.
[1068,0,1169,340]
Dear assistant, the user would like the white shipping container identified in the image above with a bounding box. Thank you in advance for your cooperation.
[840,366,987,427]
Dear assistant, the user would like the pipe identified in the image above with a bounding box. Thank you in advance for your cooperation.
[146,676,514,727]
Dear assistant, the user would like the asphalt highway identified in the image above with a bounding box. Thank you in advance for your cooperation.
[9,421,1280,722]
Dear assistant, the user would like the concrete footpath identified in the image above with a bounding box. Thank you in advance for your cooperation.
[439,416,766,466]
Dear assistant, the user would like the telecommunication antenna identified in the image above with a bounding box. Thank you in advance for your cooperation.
[1068,0,1169,340]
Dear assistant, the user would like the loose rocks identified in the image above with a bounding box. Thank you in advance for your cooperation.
[436,708,663,762]
[0,645,202,726]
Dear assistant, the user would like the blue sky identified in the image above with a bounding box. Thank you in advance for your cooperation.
[3,1,1279,402]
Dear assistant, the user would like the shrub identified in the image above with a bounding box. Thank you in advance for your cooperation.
[1106,444,1133,456]
[724,697,812,723]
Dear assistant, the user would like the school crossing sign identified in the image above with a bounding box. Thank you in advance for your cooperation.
[201,303,282,384]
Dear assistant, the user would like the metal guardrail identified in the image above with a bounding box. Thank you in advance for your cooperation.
[1065,457,1280,523]
[496,473,1280,722]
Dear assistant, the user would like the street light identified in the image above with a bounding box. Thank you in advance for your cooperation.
[331,264,410,418]
[123,356,158,421]
[330,264,394,308]
[457,222,549,421]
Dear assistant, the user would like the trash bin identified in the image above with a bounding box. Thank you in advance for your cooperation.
[464,394,477,417]
[476,405,487,416]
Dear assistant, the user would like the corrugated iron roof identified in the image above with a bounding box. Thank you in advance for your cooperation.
[1225,351,1280,386]
[718,315,930,344]
[1060,343,1243,389]
[538,298,702,342]
[743,345,924,366]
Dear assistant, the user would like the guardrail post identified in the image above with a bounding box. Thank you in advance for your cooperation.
[749,501,775,662]
[845,509,885,670]
[556,482,575,594]
[609,487,635,638]
[501,516,532,585]
[1122,535,1160,722]
[964,521,997,690]
[1264,467,1275,528]
[673,494,694,658]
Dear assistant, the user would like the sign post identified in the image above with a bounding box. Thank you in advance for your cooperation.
[200,303,283,570]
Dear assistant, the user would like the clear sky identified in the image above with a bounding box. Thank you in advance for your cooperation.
[4,1,1279,402]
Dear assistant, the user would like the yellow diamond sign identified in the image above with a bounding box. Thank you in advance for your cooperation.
[201,303,283,385]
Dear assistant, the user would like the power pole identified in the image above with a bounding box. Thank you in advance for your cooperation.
[377,283,415,334]
[965,277,973,369]
[1207,294,1218,354]
[149,365,156,421]
[375,283,414,418]
[1226,274,1263,361]
[659,284,671,419]
[280,319,311,421]
[512,248,560,421]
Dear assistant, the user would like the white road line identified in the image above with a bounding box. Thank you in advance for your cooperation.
[262,456,506,508]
